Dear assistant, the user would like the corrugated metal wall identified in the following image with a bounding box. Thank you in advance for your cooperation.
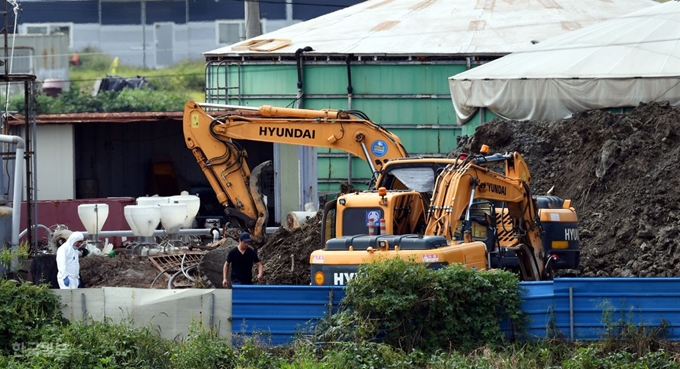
[232,285,345,345]
[1,34,69,92]
[233,278,680,345]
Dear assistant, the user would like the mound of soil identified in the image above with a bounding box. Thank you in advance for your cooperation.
[458,101,680,277]
[257,211,322,285]
[79,254,168,288]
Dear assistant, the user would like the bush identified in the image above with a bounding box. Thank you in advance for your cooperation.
[319,341,412,369]
[9,88,189,114]
[318,259,526,353]
[0,280,65,356]
[170,323,236,369]
[562,346,680,369]
[18,319,173,368]
[78,46,114,71]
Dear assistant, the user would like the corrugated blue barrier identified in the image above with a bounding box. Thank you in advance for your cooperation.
[552,278,680,340]
[232,285,345,345]
[233,278,680,345]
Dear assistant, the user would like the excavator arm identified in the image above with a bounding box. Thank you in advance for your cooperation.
[183,100,409,243]
[426,151,546,280]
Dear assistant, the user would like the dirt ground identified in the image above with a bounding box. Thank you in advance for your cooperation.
[76,101,680,287]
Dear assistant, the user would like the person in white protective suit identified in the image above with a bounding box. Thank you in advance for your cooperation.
[56,232,88,289]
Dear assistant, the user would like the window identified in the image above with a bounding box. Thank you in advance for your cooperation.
[20,23,73,47]
[216,20,266,46]
[216,21,245,45]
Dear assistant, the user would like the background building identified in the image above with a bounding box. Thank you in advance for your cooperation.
[15,0,362,68]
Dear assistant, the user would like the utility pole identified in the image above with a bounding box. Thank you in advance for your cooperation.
[141,0,147,69]
[244,0,261,39]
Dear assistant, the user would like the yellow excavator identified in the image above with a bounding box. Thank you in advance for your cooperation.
[310,145,580,285]
[183,100,408,243]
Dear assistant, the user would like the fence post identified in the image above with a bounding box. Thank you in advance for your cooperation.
[81,292,88,326]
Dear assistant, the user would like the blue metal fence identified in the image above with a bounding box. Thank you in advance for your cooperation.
[233,278,680,345]
[232,285,345,345]
[551,278,680,341]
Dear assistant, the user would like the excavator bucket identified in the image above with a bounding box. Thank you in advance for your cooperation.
[248,160,272,243]
[222,160,272,244]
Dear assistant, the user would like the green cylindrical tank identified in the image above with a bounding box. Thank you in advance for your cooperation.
[205,59,485,197]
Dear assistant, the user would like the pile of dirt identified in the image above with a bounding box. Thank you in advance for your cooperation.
[79,254,168,288]
[257,211,322,285]
[458,101,680,277]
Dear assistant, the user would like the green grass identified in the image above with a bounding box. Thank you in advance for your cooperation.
[69,46,205,98]
[5,47,207,114]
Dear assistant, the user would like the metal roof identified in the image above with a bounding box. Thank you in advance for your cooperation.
[206,0,658,57]
[7,111,183,126]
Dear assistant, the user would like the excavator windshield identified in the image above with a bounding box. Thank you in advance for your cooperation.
[388,167,437,192]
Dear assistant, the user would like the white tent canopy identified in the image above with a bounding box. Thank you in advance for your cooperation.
[449,1,680,124]
[206,0,655,57]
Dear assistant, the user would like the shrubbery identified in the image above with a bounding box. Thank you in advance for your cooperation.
[317,258,526,353]
[9,88,189,115]
[0,280,65,355]
[1,262,679,368]
[6,47,203,115]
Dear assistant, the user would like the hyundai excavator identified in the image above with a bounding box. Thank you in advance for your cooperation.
[183,100,408,243]
[310,145,580,285]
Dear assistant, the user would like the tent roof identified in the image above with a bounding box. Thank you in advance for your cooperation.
[205,0,657,57]
[450,0,680,80]
[448,1,680,123]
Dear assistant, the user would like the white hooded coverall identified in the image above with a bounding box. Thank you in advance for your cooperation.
[56,232,84,289]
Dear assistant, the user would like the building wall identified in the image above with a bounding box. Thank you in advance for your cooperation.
[68,20,298,68]
[1,34,69,94]
[34,125,75,200]
[15,0,359,69]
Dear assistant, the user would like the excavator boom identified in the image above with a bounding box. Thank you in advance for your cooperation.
[183,100,409,243]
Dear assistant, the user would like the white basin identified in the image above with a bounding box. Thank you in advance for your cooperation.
[77,204,109,234]
[160,203,188,234]
[169,191,200,228]
[126,205,161,237]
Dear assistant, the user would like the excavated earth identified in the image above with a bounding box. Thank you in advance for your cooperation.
[74,101,680,287]
[458,101,680,277]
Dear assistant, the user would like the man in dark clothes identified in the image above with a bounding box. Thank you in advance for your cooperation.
[223,232,263,288]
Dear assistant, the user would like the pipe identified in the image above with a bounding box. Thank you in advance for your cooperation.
[18,223,53,241]
[0,135,25,251]
[346,54,353,185]
[79,226,282,238]
[294,46,313,109]
[198,102,259,111]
